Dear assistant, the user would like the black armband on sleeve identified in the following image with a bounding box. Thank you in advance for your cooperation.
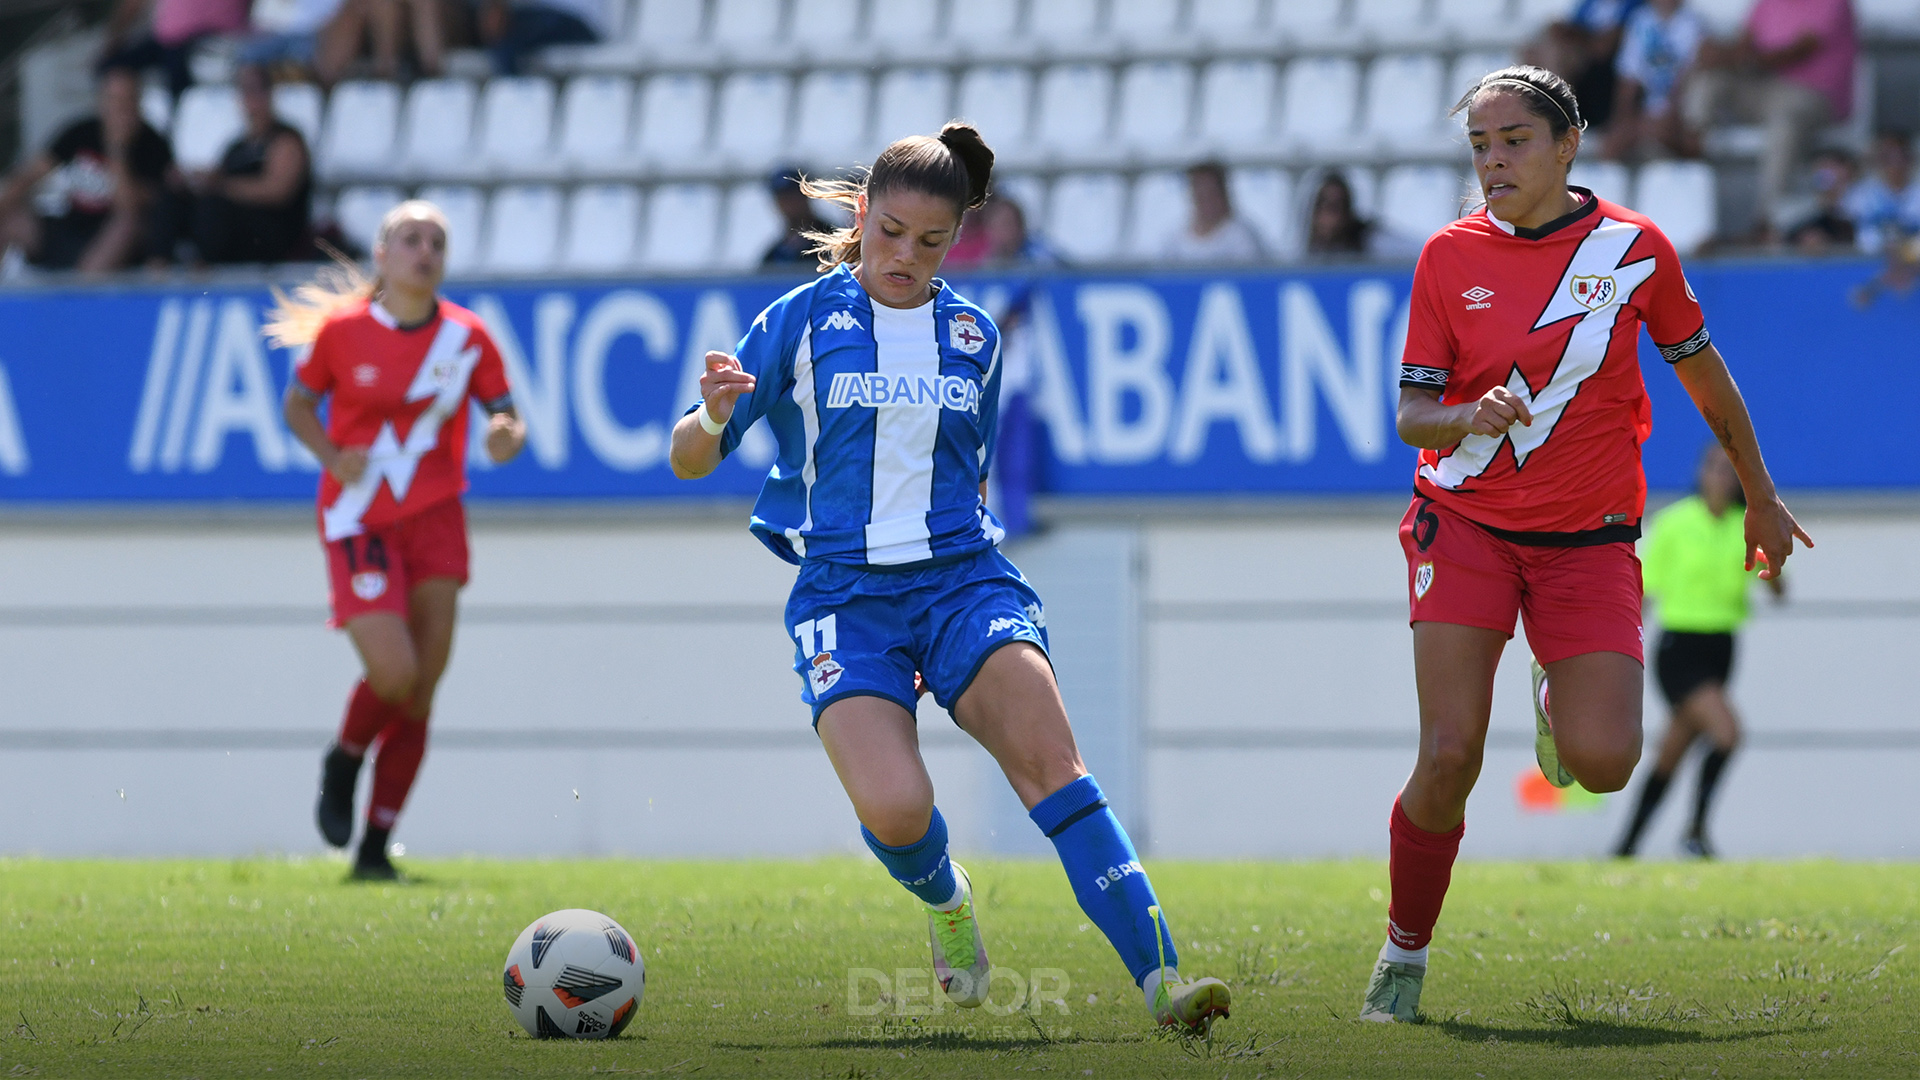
[1399,364,1450,389]
[1658,326,1711,363]
[481,393,515,415]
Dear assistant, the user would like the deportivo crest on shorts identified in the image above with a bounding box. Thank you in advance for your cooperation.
[1413,561,1435,600]
[807,651,844,695]
[1570,274,1616,310]
[948,312,986,354]
[351,571,389,601]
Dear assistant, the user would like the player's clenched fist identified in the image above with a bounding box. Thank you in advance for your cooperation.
[327,445,369,485]
[699,351,757,424]
[1466,385,1534,437]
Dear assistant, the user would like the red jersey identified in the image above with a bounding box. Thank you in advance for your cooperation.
[294,298,511,541]
[1401,194,1709,538]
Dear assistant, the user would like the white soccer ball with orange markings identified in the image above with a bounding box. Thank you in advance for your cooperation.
[502,908,644,1039]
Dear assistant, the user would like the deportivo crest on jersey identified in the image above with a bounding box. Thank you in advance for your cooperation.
[821,310,863,332]
[1413,561,1434,599]
[825,371,981,413]
[350,570,388,600]
[949,312,986,354]
[1570,274,1617,310]
[807,651,844,695]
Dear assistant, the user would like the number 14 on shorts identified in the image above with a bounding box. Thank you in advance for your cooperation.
[795,614,846,696]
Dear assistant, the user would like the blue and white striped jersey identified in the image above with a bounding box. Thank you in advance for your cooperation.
[700,264,1007,567]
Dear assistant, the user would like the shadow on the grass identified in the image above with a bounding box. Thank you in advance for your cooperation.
[714,1030,1073,1053]
[1434,1018,1796,1049]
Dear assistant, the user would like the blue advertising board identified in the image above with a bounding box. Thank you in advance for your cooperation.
[0,259,1910,504]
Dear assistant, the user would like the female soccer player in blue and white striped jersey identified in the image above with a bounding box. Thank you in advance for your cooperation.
[669,122,1229,1032]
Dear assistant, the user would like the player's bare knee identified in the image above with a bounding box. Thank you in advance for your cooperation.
[366,662,418,705]
[863,802,935,848]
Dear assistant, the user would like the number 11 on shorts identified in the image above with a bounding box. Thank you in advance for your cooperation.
[794,613,838,658]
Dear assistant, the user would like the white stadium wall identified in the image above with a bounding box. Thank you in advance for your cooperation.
[0,501,1913,860]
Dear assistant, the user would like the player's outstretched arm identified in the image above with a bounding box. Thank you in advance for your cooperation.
[669,351,757,480]
[1396,385,1533,449]
[283,385,366,484]
[1672,343,1814,578]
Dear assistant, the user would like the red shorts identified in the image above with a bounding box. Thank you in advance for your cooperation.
[322,497,470,627]
[1398,495,1644,666]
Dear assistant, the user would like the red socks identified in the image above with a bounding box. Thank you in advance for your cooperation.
[1386,797,1464,951]
[337,680,402,757]
[368,717,428,829]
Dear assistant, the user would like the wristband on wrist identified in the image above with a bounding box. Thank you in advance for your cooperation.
[696,402,727,436]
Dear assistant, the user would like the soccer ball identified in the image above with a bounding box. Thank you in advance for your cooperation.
[502,908,644,1039]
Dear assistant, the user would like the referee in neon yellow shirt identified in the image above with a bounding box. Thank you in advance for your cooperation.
[1615,445,1785,858]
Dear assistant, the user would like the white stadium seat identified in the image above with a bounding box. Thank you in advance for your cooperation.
[1569,160,1633,208]
[635,73,712,163]
[956,66,1034,160]
[791,69,871,164]
[1351,0,1434,48]
[1110,0,1185,45]
[634,0,705,59]
[1271,0,1348,46]
[1279,57,1361,154]
[872,68,951,148]
[1029,0,1102,52]
[950,0,1023,59]
[271,82,323,149]
[1195,59,1277,153]
[481,184,563,273]
[416,184,485,274]
[564,183,642,271]
[1636,161,1716,254]
[1231,166,1295,257]
[1046,172,1127,263]
[1435,0,1522,46]
[1512,0,1569,35]
[720,179,784,269]
[1126,170,1188,259]
[1363,54,1449,151]
[1449,51,1516,106]
[171,84,243,171]
[709,0,784,61]
[558,75,636,173]
[1035,64,1114,160]
[334,185,404,255]
[994,173,1049,227]
[871,0,941,50]
[791,0,863,62]
[477,76,556,176]
[638,182,722,271]
[1377,165,1463,246]
[1190,0,1265,44]
[1116,61,1193,160]
[1859,0,1920,33]
[400,79,478,178]
[318,80,400,179]
[714,71,791,170]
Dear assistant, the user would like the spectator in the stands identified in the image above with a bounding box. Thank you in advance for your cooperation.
[1525,0,1644,130]
[476,0,606,75]
[981,195,1059,267]
[1685,0,1857,239]
[236,0,371,88]
[1604,0,1706,161]
[1305,172,1374,257]
[99,0,251,98]
[762,166,836,267]
[1785,148,1858,251]
[0,67,172,274]
[1844,134,1920,257]
[1162,161,1265,265]
[185,65,313,264]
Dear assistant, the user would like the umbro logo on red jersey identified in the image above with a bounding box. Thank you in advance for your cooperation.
[1461,287,1494,310]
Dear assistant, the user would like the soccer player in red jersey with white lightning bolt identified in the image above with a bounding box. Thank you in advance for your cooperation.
[1360,66,1813,1021]
[269,200,526,880]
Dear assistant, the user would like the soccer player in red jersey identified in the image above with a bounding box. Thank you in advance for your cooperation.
[266,200,526,880]
[1359,67,1813,1021]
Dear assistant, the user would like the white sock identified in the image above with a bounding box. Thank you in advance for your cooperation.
[930,864,966,913]
[1141,965,1181,1011]
[1381,940,1428,968]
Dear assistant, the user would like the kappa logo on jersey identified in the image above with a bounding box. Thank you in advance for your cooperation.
[820,310,864,332]
[986,616,1022,636]
[807,651,844,695]
[1570,275,1617,310]
[1024,602,1046,629]
[1413,561,1435,600]
[352,363,381,386]
[350,570,388,601]
[948,311,987,354]
[825,372,981,413]
[1461,286,1495,310]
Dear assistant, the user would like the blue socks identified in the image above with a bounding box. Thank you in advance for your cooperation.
[1030,774,1177,985]
[862,805,959,908]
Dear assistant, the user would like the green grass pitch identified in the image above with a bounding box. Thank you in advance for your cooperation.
[2,858,1915,1078]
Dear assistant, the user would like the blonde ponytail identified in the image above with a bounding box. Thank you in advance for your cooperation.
[263,199,452,348]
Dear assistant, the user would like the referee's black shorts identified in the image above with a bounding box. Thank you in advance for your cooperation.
[1654,630,1735,707]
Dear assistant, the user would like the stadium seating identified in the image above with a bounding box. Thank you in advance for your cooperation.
[720,179,784,268]
[1047,171,1127,263]
[481,184,563,273]
[1279,57,1361,157]
[1126,169,1188,259]
[792,69,870,163]
[1035,64,1114,164]
[872,67,951,149]
[272,82,324,150]
[1195,59,1277,156]
[956,65,1033,162]
[1569,160,1634,208]
[477,77,557,178]
[416,184,485,272]
[638,181,721,270]
[557,75,637,175]
[1377,165,1466,247]
[171,84,243,172]
[1363,53,1450,157]
[634,74,711,167]
[1636,161,1718,255]
[1116,61,1193,163]
[1232,166,1295,256]
[563,183,642,270]
[317,80,400,180]
[714,71,791,170]
[333,185,404,254]
[400,80,478,179]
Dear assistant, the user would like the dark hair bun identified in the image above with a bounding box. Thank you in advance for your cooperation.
[937,121,994,210]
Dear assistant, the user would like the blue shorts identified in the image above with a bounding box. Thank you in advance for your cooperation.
[784,548,1049,723]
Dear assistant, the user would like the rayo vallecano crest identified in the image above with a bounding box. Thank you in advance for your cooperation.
[1413,561,1435,600]
[1570,275,1617,310]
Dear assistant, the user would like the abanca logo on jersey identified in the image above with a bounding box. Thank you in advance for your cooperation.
[826,372,981,413]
